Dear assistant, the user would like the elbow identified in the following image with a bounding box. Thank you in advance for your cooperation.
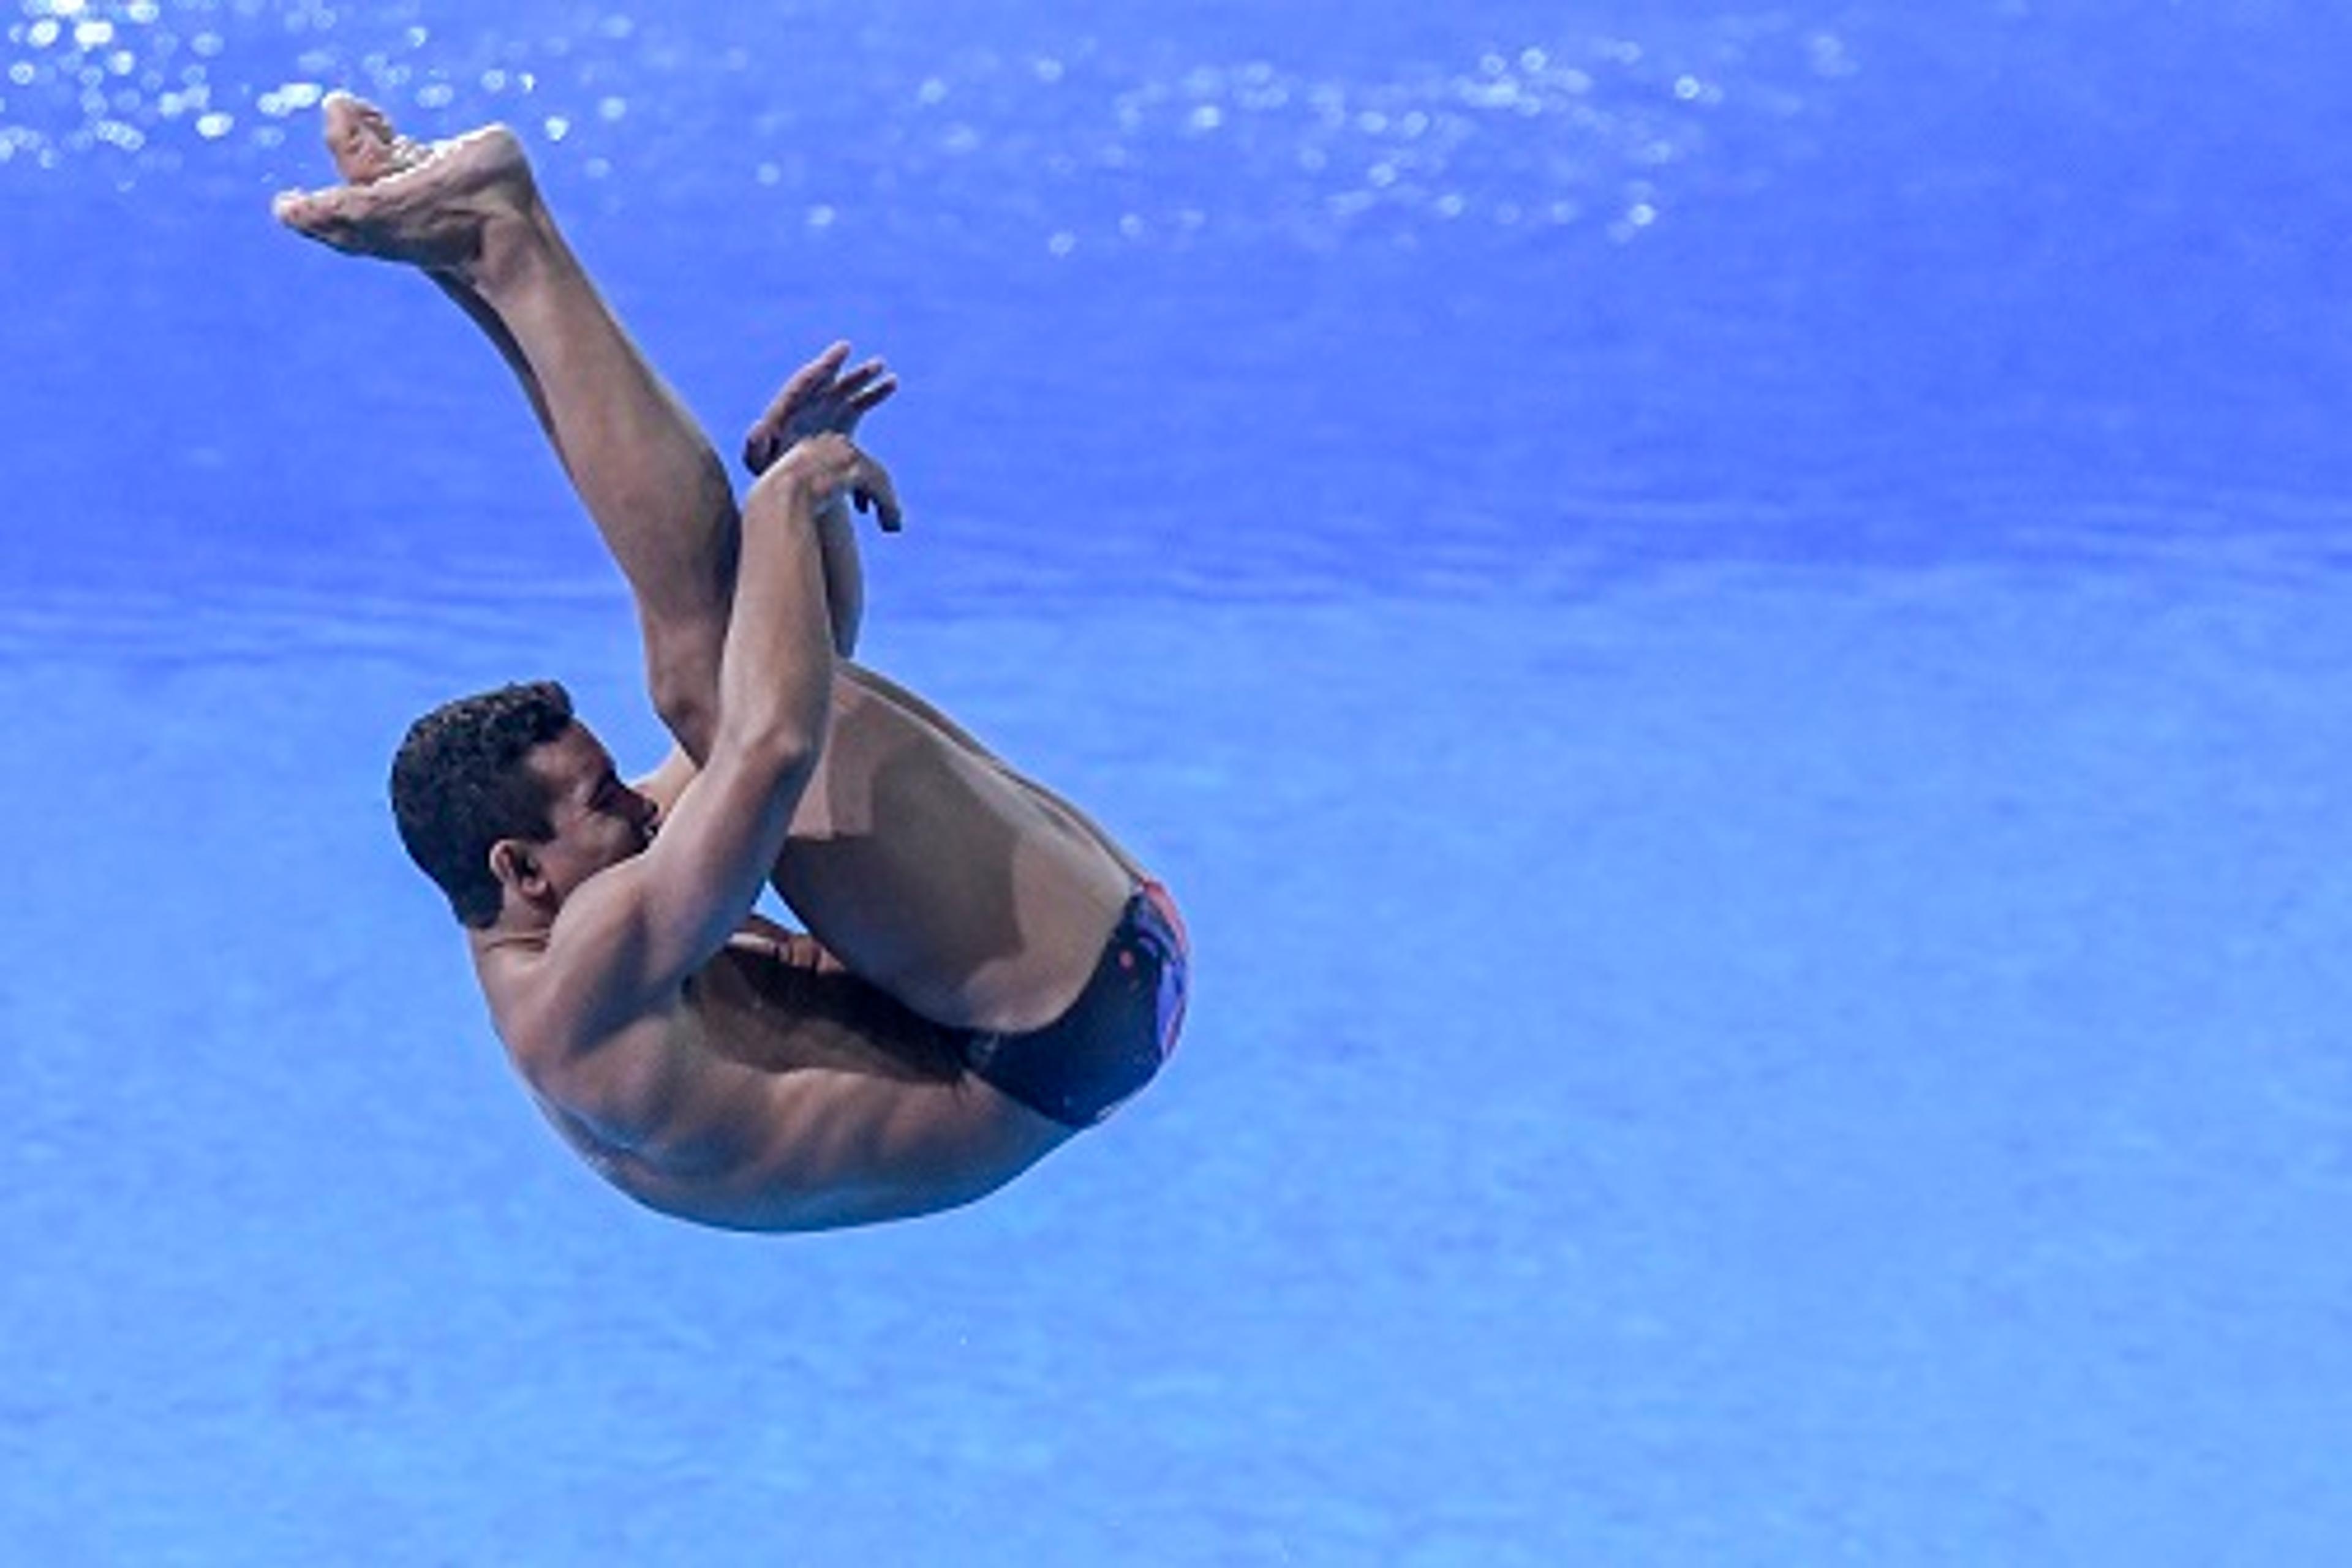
[646,638,723,766]
[718,705,826,786]
[650,677,720,768]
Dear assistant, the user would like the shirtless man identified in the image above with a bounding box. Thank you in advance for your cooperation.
[273,94,1188,1232]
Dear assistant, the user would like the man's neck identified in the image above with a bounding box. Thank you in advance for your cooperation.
[470,912,552,961]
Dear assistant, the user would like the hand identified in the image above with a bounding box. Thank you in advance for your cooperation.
[743,341,899,478]
[766,431,903,532]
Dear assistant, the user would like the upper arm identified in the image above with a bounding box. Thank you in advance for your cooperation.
[533,738,815,1044]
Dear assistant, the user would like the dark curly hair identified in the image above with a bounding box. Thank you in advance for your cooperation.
[390,680,576,927]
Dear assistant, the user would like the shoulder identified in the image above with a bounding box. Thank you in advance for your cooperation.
[478,854,681,1062]
[477,930,690,1152]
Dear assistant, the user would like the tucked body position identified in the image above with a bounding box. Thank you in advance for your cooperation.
[275,95,1188,1232]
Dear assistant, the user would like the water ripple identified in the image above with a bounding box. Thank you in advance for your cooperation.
[10,486,2352,669]
[2,0,1855,249]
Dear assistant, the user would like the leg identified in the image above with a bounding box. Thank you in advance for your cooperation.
[275,95,738,760]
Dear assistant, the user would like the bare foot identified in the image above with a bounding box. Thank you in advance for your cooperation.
[271,91,538,281]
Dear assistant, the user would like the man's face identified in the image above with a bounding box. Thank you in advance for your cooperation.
[521,722,659,903]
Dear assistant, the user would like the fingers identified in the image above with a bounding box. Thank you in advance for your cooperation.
[786,345,891,412]
[757,341,852,424]
[743,428,779,475]
[788,341,854,398]
[853,458,904,532]
[758,432,903,530]
[742,342,900,476]
[840,362,899,413]
[829,439,903,532]
[815,356,896,417]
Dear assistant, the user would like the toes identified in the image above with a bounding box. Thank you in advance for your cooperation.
[321,90,411,184]
[272,186,359,247]
[271,187,324,230]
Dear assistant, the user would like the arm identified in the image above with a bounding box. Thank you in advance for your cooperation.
[809,494,866,658]
[524,438,889,1045]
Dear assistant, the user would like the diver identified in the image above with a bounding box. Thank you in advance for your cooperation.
[273,94,1188,1232]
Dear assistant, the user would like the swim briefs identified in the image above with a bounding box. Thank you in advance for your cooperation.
[961,880,1189,1128]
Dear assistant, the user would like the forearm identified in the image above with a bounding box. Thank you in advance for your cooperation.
[547,464,837,1028]
[812,494,865,657]
[718,467,837,760]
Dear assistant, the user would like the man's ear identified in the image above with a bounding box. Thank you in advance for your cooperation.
[488,839,548,905]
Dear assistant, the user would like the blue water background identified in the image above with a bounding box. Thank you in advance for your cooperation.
[6,1,2352,1561]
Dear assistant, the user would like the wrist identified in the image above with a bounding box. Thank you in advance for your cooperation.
[747,454,825,518]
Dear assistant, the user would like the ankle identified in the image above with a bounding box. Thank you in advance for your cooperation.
[469,205,568,301]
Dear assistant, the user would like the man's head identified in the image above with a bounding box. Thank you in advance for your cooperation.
[390,680,658,928]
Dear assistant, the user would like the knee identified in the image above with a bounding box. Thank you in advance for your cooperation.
[647,648,720,764]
